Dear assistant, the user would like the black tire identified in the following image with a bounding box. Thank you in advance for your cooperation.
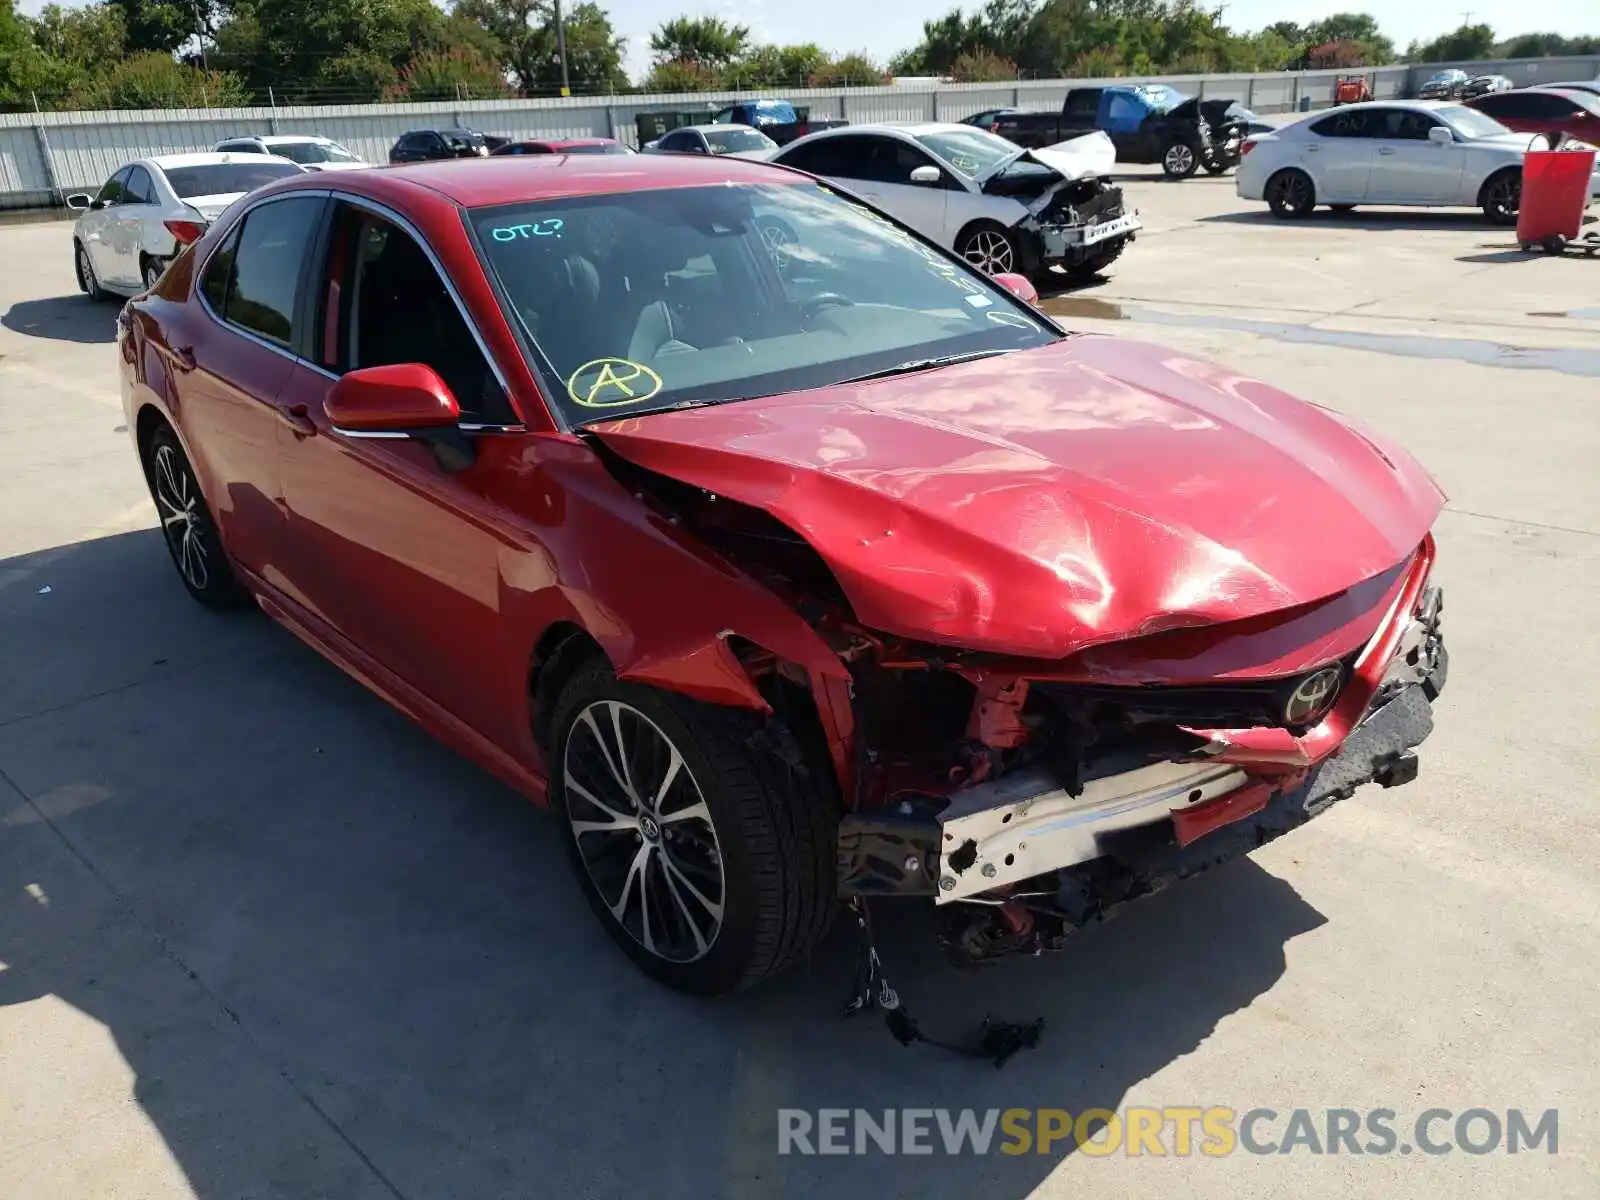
[1161,141,1199,179]
[1266,169,1316,219]
[1479,169,1521,226]
[954,221,1021,276]
[1329,204,1357,214]
[141,255,165,292]
[141,425,248,609]
[549,662,838,995]
[75,239,110,301]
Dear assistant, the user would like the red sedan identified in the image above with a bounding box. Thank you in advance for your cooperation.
[492,137,628,156]
[1466,87,1600,144]
[118,154,1449,995]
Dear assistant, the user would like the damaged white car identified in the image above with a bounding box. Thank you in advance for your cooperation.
[771,122,1140,282]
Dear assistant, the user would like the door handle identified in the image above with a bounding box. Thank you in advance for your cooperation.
[1304,145,1319,152]
[1377,147,1396,155]
[277,403,317,438]
[167,344,196,372]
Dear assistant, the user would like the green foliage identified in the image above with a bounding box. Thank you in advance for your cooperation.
[448,0,626,94]
[948,48,1016,81]
[391,45,508,100]
[648,15,747,69]
[641,56,723,92]
[67,49,249,107]
[1494,32,1600,58]
[1406,23,1496,64]
[808,52,884,87]
[725,42,828,88]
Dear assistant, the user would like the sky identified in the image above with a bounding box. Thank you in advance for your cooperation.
[15,0,1595,82]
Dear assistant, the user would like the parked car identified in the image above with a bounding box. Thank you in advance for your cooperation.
[213,135,368,171]
[771,122,1139,281]
[706,98,848,145]
[991,84,1248,178]
[1541,80,1600,98]
[67,152,304,296]
[115,153,1450,994]
[1416,69,1471,100]
[1236,101,1600,224]
[1459,74,1513,99]
[1465,87,1600,147]
[492,137,629,156]
[643,124,778,160]
[389,128,491,163]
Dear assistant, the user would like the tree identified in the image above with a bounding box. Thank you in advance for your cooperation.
[66,49,248,107]
[108,0,218,55]
[28,4,127,70]
[1408,22,1495,63]
[1306,39,1367,68]
[1496,32,1600,58]
[520,2,626,94]
[948,48,1016,81]
[648,15,747,69]
[725,42,827,88]
[390,45,508,100]
[808,52,883,87]
[641,56,722,91]
[1302,12,1393,64]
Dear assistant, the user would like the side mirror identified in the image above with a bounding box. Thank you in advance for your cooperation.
[65,192,93,212]
[991,272,1039,305]
[326,364,475,472]
[909,164,942,185]
[1428,126,1454,145]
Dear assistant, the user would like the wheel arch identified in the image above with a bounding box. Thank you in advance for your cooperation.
[1266,165,1317,202]
[1476,163,1521,205]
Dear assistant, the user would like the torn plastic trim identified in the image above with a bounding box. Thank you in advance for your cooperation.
[935,759,1248,902]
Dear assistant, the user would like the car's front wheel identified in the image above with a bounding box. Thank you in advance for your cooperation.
[1480,169,1521,226]
[142,425,247,608]
[1266,169,1316,218]
[551,663,837,995]
[1162,141,1199,179]
[954,222,1020,275]
[75,240,109,301]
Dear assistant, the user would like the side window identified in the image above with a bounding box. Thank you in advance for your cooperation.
[1380,110,1439,140]
[1106,92,1144,124]
[877,139,944,185]
[330,208,507,424]
[123,167,155,204]
[822,136,877,180]
[1475,94,1521,118]
[1065,90,1101,120]
[659,131,688,151]
[1313,110,1380,138]
[218,197,324,346]
[97,167,130,206]
[1526,94,1574,117]
[200,224,240,312]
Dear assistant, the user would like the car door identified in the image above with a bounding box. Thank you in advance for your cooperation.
[1364,109,1463,203]
[171,194,328,576]
[109,165,160,285]
[1302,112,1376,202]
[274,200,528,743]
[1470,92,1533,133]
[81,167,130,283]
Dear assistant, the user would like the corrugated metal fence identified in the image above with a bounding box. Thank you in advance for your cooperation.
[2,54,1597,208]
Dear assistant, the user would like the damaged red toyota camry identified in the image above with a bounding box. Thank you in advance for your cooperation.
[119,154,1448,996]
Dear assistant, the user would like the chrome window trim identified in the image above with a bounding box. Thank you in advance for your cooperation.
[331,427,410,440]
[324,190,514,400]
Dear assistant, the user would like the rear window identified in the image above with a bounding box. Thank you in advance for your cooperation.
[443,131,486,149]
[566,143,628,155]
[705,129,777,154]
[275,141,361,165]
[164,162,302,198]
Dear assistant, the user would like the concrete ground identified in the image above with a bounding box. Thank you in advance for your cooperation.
[1,170,1597,1200]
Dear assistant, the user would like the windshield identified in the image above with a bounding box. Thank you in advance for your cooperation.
[1436,105,1512,139]
[275,141,361,164]
[914,128,1017,177]
[444,130,486,149]
[704,128,776,154]
[1137,84,1190,114]
[163,162,301,198]
[472,182,1057,425]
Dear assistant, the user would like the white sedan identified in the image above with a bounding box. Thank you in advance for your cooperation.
[67,152,304,297]
[770,122,1140,281]
[213,134,370,171]
[1237,100,1600,224]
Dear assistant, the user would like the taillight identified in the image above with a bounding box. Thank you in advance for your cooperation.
[163,219,206,245]
[989,122,1001,133]
[1240,139,1257,156]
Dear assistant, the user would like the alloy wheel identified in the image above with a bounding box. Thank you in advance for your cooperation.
[1164,144,1195,175]
[959,228,1014,275]
[1484,175,1520,223]
[143,259,163,291]
[1270,171,1313,217]
[151,443,210,591]
[563,700,726,964]
[78,245,100,297]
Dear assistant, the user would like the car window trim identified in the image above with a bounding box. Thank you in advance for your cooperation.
[320,191,522,430]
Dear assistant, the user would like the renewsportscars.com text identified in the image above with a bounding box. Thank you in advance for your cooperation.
[777,1107,1558,1157]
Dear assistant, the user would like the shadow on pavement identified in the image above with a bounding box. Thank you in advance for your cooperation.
[0,530,1328,1199]
[1200,209,1502,231]
[2,295,118,345]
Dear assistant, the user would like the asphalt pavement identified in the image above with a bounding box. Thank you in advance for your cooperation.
[1,170,1597,1199]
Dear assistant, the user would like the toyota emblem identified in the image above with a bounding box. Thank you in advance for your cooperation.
[1285,667,1342,727]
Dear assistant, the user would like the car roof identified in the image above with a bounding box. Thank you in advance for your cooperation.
[279,152,801,208]
[790,122,967,139]
[674,124,762,133]
[147,151,296,169]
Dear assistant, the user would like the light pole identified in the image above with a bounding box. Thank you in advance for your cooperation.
[553,0,571,97]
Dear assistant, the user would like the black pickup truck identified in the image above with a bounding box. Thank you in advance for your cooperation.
[990,85,1249,178]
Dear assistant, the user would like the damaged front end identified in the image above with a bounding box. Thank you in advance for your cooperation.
[981,133,1142,274]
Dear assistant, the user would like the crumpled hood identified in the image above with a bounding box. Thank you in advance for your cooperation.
[983,132,1117,184]
[590,337,1445,658]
